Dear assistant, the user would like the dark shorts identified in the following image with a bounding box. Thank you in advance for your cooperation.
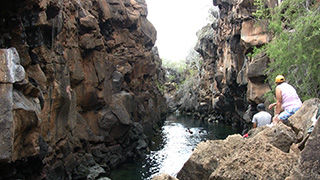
[278,108,300,121]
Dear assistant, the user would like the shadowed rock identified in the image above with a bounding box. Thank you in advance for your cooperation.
[0,0,167,179]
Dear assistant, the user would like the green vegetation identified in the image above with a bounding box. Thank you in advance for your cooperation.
[253,0,320,100]
[160,58,187,93]
[246,45,266,58]
[156,80,165,93]
[161,50,202,94]
[161,58,187,74]
[253,0,270,20]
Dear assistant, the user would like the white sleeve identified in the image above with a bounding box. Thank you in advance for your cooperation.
[252,115,257,124]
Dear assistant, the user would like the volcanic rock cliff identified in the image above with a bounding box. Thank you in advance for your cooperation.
[190,0,279,130]
[0,0,167,179]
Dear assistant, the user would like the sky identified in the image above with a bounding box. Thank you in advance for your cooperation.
[145,0,213,61]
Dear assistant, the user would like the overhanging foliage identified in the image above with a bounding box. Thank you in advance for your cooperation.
[255,0,320,100]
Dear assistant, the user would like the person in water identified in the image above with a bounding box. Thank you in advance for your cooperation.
[252,103,272,128]
[268,75,302,124]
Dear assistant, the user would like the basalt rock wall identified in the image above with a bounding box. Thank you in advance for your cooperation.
[0,0,166,179]
[194,0,281,129]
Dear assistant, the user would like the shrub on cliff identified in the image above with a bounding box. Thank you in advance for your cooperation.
[161,50,203,112]
[254,0,320,100]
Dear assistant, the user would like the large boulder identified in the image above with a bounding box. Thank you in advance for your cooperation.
[288,98,320,137]
[290,116,320,180]
[286,99,320,180]
[177,135,244,180]
[177,124,298,180]
[152,173,178,180]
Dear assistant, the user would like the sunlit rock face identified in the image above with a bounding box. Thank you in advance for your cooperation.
[0,0,167,179]
[194,0,281,129]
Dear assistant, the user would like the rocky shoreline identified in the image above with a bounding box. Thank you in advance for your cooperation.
[153,98,320,180]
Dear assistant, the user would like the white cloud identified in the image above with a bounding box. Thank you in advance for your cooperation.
[146,0,213,61]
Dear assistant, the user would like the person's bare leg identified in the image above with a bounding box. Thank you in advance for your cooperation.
[273,115,280,125]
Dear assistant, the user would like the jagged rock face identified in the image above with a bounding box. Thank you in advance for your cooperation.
[0,0,166,179]
[286,99,320,180]
[193,0,279,129]
[0,48,40,163]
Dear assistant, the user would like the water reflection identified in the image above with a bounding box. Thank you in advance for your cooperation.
[108,114,239,180]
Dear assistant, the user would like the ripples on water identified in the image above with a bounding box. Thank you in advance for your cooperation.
[108,114,240,180]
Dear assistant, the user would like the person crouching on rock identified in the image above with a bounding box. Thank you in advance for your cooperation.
[268,75,302,125]
[252,103,272,128]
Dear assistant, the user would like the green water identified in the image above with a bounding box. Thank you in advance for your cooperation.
[107,114,240,180]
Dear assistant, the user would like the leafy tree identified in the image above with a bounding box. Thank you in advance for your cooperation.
[161,58,186,74]
[253,0,270,20]
[254,0,320,100]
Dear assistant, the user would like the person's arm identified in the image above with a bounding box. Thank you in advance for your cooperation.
[268,103,277,109]
[275,86,282,115]
[252,115,257,128]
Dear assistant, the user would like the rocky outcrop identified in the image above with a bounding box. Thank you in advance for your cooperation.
[0,0,166,179]
[0,48,40,163]
[191,0,281,130]
[154,98,320,180]
[176,124,298,180]
[287,99,320,180]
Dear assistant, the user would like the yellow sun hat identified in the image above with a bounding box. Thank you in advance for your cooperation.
[275,75,285,83]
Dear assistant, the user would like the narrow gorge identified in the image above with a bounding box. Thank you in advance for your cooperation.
[166,0,276,133]
[0,0,319,180]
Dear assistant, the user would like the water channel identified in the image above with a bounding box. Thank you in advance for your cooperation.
[108,114,240,180]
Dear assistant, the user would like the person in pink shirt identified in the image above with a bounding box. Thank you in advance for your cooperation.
[268,75,302,124]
